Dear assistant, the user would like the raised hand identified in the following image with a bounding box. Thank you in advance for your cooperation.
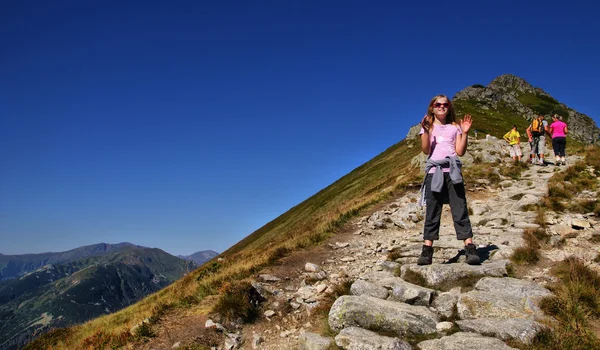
[421,115,431,132]
[459,114,473,134]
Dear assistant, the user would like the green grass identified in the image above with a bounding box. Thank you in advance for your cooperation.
[510,228,548,265]
[519,258,600,349]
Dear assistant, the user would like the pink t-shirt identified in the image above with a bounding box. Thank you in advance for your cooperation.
[420,124,462,173]
[550,120,567,138]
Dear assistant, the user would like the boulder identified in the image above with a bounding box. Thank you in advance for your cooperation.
[417,332,516,350]
[298,332,333,350]
[456,318,546,345]
[334,327,412,350]
[350,279,389,300]
[400,260,509,286]
[328,296,438,336]
[376,277,435,306]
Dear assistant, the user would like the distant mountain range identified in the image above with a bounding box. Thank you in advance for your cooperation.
[178,250,219,265]
[0,243,145,282]
[0,243,212,350]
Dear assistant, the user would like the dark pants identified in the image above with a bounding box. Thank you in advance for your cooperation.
[423,173,473,241]
[552,137,566,157]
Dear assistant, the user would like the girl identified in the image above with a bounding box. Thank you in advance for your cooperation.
[549,114,568,166]
[418,95,480,265]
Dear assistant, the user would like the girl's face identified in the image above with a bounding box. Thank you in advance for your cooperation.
[432,97,450,120]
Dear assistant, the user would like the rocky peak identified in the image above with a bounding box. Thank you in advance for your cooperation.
[488,74,536,93]
[452,74,600,145]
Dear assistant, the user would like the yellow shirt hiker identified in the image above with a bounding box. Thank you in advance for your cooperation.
[503,129,521,145]
[503,125,523,161]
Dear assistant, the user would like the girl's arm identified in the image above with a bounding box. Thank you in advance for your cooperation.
[456,114,472,156]
[420,115,431,155]
[564,124,568,134]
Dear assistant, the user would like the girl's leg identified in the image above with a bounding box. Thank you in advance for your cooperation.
[447,179,472,242]
[447,178,480,265]
[423,175,443,243]
[419,174,443,265]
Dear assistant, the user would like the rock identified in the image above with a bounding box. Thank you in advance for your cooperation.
[456,318,546,345]
[457,278,551,321]
[334,327,412,350]
[297,286,317,301]
[264,310,276,317]
[252,334,263,349]
[328,295,438,336]
[399,260,509,286]
[432,287,461,319]
[513,222,540,229]
[350,279,389,300]
[172,342,181,349]
[475,277,552,299]
[571,219,591,229]
[375,260,401,273]
[550,224,575,237]
[417,332,516,350]
[205,319,226,332]
[436,321,454,332]
[224,332,241,350]
[305,262,320,272]
[316,284,328,293]
[298,332,333,350]
[377,277,435,306]
[258,274,281,282]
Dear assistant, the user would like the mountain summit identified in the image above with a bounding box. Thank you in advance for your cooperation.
[453,74,599,144]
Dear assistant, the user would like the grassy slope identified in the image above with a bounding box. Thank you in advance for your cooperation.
[26,85,597,349]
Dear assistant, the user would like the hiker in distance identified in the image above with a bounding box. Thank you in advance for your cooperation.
[503,125,522,162]
[418,94,480,265]
[526,114,549,166]
[549,114,568,165]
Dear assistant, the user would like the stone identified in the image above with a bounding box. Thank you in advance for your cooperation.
[205,319,226,332]
[571,218,591,229]
[334,327,412,350]
[456,318,546,345]
[457,290,547,320]
[475,277,553,299]
[375,260,401,272]
[432,287,461,319]
[400,260,509,286]
[252,334,263,349]
[417,332,516,350]
[436,321,454,332]
[377,277,435,306]
[298,332,333,350]
[328,295,438,336]
[264,310,276,317]
[258,274,281,282]
[350,279,389,300]
[305,263,320,272]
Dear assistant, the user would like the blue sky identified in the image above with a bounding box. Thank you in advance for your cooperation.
[1,1,598,256]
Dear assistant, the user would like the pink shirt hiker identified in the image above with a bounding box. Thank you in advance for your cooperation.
[420,124,462,173]
[550,120,567,138]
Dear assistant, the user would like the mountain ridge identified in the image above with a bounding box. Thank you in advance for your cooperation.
[22,74,600,349]
[0,246,196,350]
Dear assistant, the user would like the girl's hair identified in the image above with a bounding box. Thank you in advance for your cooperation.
[425,94,457,131]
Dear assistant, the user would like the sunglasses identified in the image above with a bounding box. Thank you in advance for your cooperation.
[433,102,450,108]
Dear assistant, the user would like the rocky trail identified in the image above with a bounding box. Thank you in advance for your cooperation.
[145,137,600,350]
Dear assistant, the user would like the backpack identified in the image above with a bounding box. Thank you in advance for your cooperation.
[531,118,543,136]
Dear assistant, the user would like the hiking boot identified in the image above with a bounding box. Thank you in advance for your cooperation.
[464,243,481,265]
[417,245,434,265]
